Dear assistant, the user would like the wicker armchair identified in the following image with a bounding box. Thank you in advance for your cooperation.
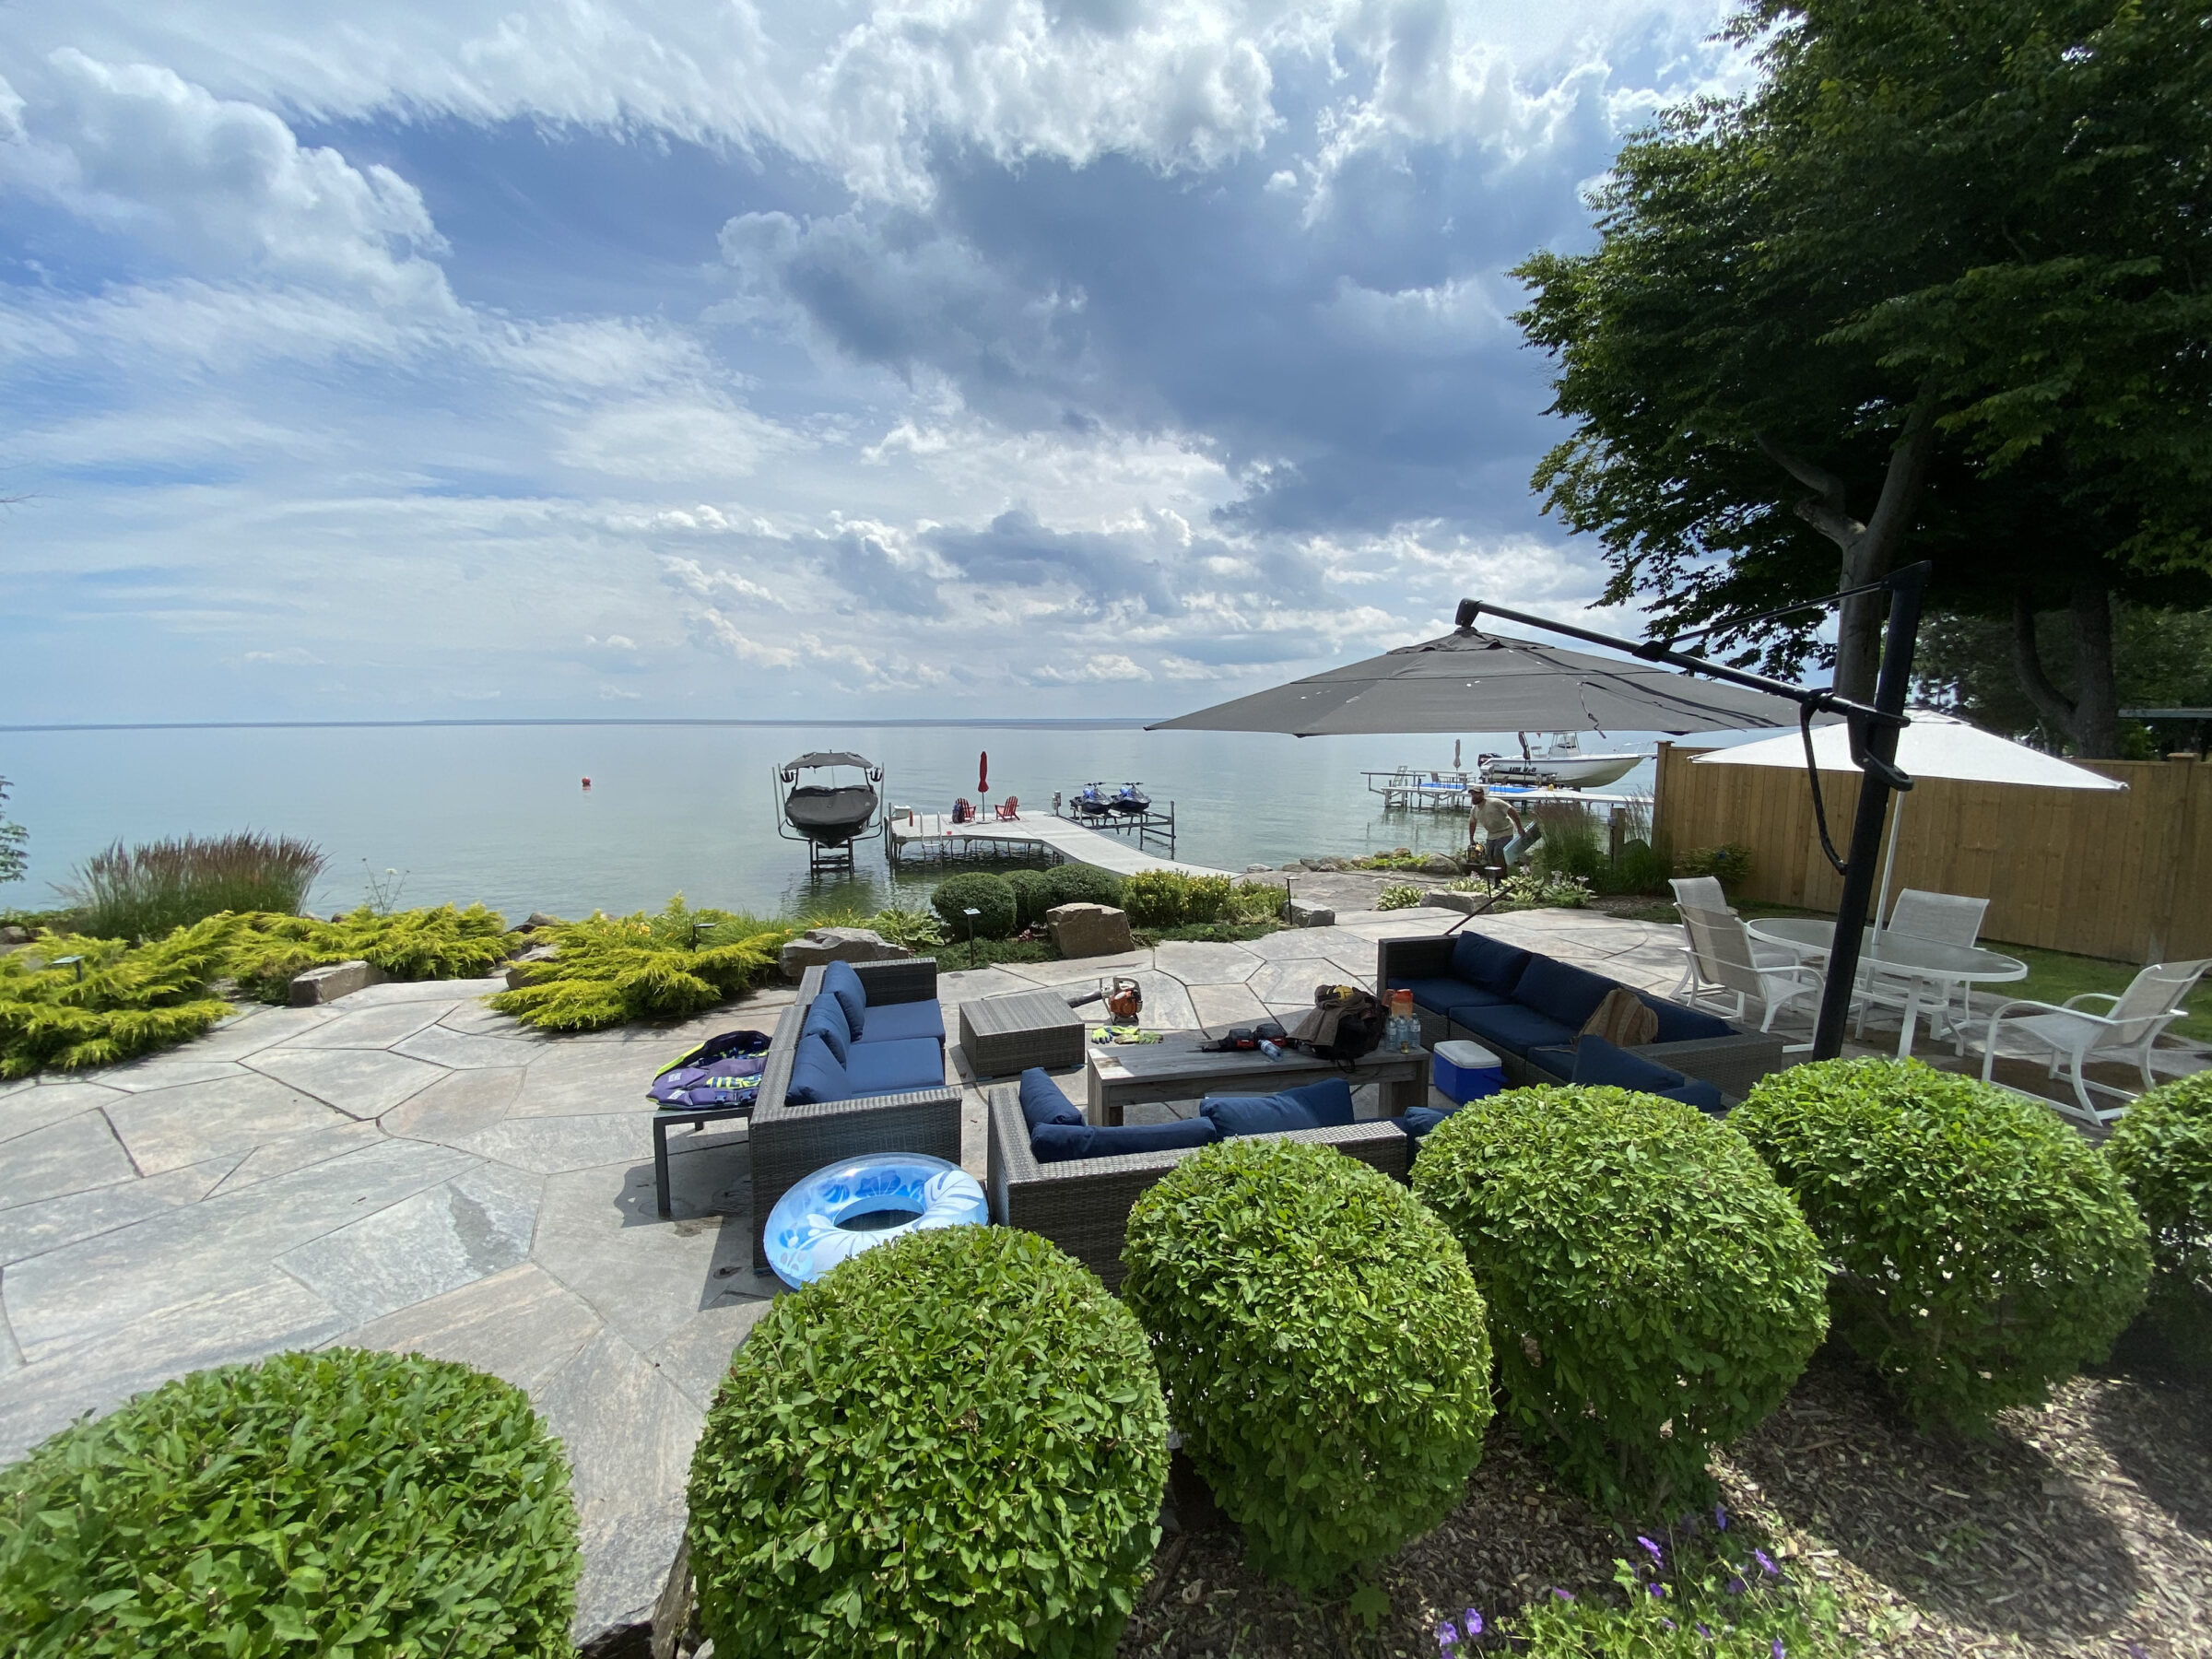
[985,1086,1410,1288]
[747,959,962,1277]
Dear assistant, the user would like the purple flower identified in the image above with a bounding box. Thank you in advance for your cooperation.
[1551,1587,1575,1602]
[1714,1504,1728,1531]
[1636,1535,1664,1565]
[1772,1641,1786,1659]
[1754,1547,1779,1578]
[1727,1576,1747,1596]
[1437,1622,1458,1650]
[1648,1582,1668,1599]
[1464,1609,1484,1638]
[1661,1617,1677,1631]
[1698,1624,1712,1639]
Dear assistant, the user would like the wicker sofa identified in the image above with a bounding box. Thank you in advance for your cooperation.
[1376,932,1784,1100]
[748,959,962,1277]
[985,1083,1409,1288]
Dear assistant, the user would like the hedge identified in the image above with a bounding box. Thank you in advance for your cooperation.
[688,1227,1168,1657]
[1006,868,1055,929]
[1735,1057,2151,1430]
[1412,1086,1828,1512]
[1122,1138,1493,1591]
[928,873,1019,941]
[0,1349,578,1656]
[2104,1071,2212,1367]
[1041,864,1124,910]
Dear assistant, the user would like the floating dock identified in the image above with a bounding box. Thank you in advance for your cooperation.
[887,811,1230,878]
[1363,769,1644,812]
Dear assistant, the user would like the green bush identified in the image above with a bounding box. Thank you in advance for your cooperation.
[489,895,792,1030]
[929,872,1018,940]
[59,831,328,940]
[1374,883,1424,911]
[1608,837,1673,896]
[1121,871,1233,927]
[1223,880,1286,924]
[1500,1546,1848,1657]
[229,903,519,1002]
[1041,863,1124,910]
[0,915,240,1077]
[1412,1087,1827,1512]
[688,1227,1167,1658]
[1006,868,1055,928]
[1735,1057,2151,1431]
[1122,1139,1494,1591]
[1678,843,1754,891]
[863,905,949,951]
[2103,1071,2212,1367]
[0,1348,578,1655]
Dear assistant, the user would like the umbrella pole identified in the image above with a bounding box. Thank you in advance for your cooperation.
[1873,797,1905,940]
[1810,565,1926,1060]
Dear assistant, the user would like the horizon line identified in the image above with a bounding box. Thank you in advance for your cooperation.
[0,716,1169,735]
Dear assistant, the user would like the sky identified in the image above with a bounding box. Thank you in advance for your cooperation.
[0,0,1749,724]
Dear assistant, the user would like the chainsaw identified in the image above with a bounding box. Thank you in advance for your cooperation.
[1066,976,1143,1022]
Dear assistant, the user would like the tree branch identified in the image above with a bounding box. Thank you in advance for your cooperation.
[1862,386,1943,555]
[1755,431,1865,548]
[2010,590,2078,733]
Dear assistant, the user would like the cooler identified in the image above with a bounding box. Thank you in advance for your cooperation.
[1431,1039,1505,1105]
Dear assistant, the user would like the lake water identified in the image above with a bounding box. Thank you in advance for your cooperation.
[0,723,1660,922]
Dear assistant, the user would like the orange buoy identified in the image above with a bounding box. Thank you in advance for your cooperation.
[582,776,592,789]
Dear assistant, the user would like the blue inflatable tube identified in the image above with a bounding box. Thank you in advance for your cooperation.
[764,1153,988,1288]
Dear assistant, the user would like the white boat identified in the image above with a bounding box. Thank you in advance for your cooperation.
[1478,733,1644,790]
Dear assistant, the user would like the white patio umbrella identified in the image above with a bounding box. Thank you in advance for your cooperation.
[1691,711,2125,931]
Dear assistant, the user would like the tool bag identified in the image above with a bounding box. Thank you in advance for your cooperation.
[1287,985,1387,1065]
[648,1029,771,1111]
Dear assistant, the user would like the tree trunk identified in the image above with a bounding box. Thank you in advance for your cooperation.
[2010,591,2077,741]
[2067,579,2122,757]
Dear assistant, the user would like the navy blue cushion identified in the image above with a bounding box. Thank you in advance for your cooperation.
[1201,1075,1356,1138]
[1030,1116,1218,1163]
[1525,1043,1577,1079]
[820,959,867,1037]
[855,999,945,1046]
[1394,1104,1456,1140]
[844,1038,946,1096]
[784,1031,849,1104]
[1571,1034,1688,1094]
[1636,993,1735,1043]
[1659,1078,1728,1115]
[1018,1067,1084,1131]
[800,997,851,1065]
[1279,1077,1356,1125]
[1451,933,1533,994]
[1512,956,1618,1028]
[1393,976,1512,1018]
[1451,1001,1577,1058]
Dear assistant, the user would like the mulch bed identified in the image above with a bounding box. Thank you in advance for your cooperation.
[1116,1345,2212,1658]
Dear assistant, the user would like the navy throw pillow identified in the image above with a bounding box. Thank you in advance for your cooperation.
[1450,933,1533,994]
[1658,1078,1728,1115]
[1030,1116,1218,1163]
[1277,1076,1356,1126]
[1513,956,1617,1028]
[799,997,851,1065]
[784,1031,850,1105]
[1018,1067,1084,1131]
[1200,1076,1355,1139]
[819,959,867,1037]
[1638,992,1736,1043]
[1394,1104,1456,1140]
[1571,1034,1686,1095]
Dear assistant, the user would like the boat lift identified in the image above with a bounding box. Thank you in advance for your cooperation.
[774,751,886,876]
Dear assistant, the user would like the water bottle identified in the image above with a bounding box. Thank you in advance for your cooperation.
[1258,1039,1282,1059]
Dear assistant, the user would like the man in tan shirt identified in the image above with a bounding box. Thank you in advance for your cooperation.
[1467,786,1526,867]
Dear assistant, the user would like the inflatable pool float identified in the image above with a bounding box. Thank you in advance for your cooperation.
[763,1153,988,1289]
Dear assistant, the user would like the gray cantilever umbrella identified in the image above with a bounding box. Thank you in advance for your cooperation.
[1148,623,1813,735]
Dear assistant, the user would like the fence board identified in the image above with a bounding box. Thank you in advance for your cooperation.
[1653,748,2212,963]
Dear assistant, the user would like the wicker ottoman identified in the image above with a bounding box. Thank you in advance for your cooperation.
[959,990,1087,1078]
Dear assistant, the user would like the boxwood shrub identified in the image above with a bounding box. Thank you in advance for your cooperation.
[1412,1086,1828,1513]
[1041,863,1124,910]
[1121,1138,1494,1591]
[1120,872,1233,927]
[1006,867,1055,929]
[0,1348,578,1655]
[688,1227,1168,1658]
[1735,1057,2151,1431]
[928,872,1018,940]
[2104,1071,2212,1367]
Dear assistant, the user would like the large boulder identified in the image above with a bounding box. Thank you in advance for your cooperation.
[289,959,393,1006]
[1287,900,1336,928]
[779,927,912,982]
[502,941,559,990]
[1418,853,1463,877]
[1046,903,1136,959]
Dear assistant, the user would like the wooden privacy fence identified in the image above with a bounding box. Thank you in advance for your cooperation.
[1653,746,2212,964]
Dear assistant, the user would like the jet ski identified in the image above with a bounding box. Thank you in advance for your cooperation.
[1072,782,1113,818]
[1110,782,1151,817]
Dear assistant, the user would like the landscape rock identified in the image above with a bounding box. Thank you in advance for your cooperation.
[778,927,912,981]
[1046,903,1136,959]
[1423,889,1485,914]
[1287,900,1336,928]
[0,924,29,946]
[503,942,559,990]
[288,960,392,1006]
[1242,864,1272,875]
[517,912,566,934]
[1418,853,1463,877]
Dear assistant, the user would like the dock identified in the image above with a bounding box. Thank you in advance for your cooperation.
[1363,769,1644,812]
[887,811,1231,878]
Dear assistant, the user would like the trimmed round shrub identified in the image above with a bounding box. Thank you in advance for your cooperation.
[688,1227,1168,1658]
[1041,863,1124,910]
[1121,1138,1494,1591]
[928,872,1018,939]
[1006,867,1054,929]
[2104,1071,2212,1368]
[0,1348,578,1655]
[1735,1057,2151,1431]
[1412,1086,1828,1512]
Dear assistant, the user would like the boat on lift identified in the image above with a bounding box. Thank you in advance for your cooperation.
[775,751,885,871]
[1478,733,1644,791]
[1110,782,1151,817]
[1072,782,1113,818]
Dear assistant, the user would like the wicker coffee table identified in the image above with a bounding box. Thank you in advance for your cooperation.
[959,989,1088,1077]
[1087,1034,1430,1125]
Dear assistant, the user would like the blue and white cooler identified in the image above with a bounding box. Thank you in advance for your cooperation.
[1431,1039,1505,1106]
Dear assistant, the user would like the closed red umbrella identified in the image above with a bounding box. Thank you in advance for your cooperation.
[979,751,989,794]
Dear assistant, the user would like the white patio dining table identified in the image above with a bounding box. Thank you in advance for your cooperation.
[1744,917,2029,1061]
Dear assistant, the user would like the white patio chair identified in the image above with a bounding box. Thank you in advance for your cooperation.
[1669,877,1735,998]
[1980,958,2210,1124]
[1678,905,1824,1034]
[1855,888,1992,1046]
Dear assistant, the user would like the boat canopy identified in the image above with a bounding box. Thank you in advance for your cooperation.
[782,750,877,773]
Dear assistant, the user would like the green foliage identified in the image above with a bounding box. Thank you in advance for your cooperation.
[928,872,1018,940]
[1503,1544,1848,1658]
[0,778,25,887]
[489,895,792,1031]
[1374,883,1425,911]
[1223,880,1287,924]
[1610,837,1674,896]
[1120,871,1233,927]
[1497,869,1594,910]
[688,1227,1168,1659]
[1122,1138,1494,1591]
[0,915,239,1077]
[1734,1057,2151,1430]
[2104,1072,2212,1367]
[61,832,328,940]
[229,904,519,1003]
[863,906,948,951]
[1006,867,1056,928]
[1412,1087,1827,1512]
[0,1348,579,1657]
[1678,844,1754,892]
[1041,863,1124,910]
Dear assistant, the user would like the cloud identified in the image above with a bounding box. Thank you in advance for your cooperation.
[1030,653,1152,684]
[584,633,638,650]
[239,645,321,665]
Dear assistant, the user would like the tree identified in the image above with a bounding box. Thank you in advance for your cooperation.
[0,777,26,888]
[1515,0,2212,730]
[1918,604,2212,755]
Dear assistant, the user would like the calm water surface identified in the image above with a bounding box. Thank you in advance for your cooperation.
[1,724,1659,921]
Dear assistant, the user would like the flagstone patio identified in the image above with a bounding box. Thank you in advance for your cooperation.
[0,902,2199,1641]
